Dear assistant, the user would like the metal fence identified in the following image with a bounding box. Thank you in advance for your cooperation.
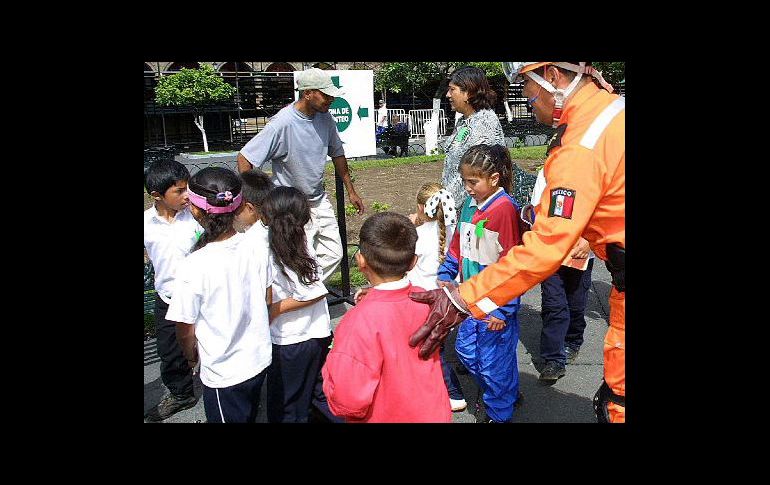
[408,109,449,137]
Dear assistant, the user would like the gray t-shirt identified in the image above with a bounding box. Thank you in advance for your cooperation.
[240,103,345,203]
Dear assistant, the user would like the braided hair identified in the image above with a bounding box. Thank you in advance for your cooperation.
[458,143,513,195]
[416,182,448,264]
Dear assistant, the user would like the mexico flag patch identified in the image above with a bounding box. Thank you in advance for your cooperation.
[548,188,576,219]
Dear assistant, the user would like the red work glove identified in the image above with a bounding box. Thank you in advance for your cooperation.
[408,286,471,360]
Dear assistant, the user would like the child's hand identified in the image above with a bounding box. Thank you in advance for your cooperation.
[437,279,458,289]
[569,237,590,259]
[486,316,507,331]
[354,287,371,304]
[408,212,418,224]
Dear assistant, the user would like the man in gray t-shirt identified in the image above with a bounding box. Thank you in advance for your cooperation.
[237,68,364,282]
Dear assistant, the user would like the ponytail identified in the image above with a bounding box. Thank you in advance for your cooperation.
[261,187,319,286]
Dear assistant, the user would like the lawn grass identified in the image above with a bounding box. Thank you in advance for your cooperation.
[327,265,368,288]
[510,145,548,159]
[323,145,546,174]
[187,150,238,155]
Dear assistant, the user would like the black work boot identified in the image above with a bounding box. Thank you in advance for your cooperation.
[145,393,197,422]
[538,361,566,382]
[564,346,580,364]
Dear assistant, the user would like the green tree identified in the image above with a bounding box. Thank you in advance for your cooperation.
[155,63,236,152]
[374,62,504,99]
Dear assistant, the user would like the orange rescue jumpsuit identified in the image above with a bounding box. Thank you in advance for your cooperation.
[458,82,625,422]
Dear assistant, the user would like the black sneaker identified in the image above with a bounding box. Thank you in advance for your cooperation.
[539,361,566,382]
[564,346,580,364]
[145,393,197,422]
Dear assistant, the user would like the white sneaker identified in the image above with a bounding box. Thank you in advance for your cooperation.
[450,398,467,412]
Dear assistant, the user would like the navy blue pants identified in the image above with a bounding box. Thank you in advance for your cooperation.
[440,341,464,400]
[540,259,594,365]
[202,369,267,423]
[266,335,343,423]
[154,298,194,398]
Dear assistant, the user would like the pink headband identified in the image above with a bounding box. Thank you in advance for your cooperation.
[188,188,242,214]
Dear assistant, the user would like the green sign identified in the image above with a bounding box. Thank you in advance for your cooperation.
[329,97,353,132]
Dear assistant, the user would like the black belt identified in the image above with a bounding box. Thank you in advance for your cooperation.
[605,243,625,292]
[593,380,625,423]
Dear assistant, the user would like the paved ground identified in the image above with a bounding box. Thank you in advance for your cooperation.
[144,259,610,423]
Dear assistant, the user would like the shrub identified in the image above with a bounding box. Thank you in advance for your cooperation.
[371,201,391,213]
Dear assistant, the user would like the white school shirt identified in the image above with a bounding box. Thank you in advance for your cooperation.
[143,205,203,304]
[244,220,269,244]
[531,168,594,260]
[407,220,442,291]
[165,232,274,389]
[269,242,331,345]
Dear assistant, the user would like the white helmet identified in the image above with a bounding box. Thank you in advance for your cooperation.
[502,62,614,127]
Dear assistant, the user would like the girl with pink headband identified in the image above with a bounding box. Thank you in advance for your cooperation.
[165,167,275,423]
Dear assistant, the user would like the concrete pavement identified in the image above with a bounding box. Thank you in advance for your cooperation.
[144,259,611,423]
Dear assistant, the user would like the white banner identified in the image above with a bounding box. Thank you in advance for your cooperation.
[294,70,376,159]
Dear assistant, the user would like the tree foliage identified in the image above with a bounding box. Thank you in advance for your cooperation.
[374,62,506,99]
[155,64,236,112]
[592,62,625,89]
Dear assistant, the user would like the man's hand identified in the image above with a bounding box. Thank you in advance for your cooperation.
[409,286,470,359]
[188,360,199,376]
[348,190,365,215]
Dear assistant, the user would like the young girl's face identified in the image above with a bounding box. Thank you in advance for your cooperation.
[460,164,499,203]
[415,202,426,223]
[234,201,259,232]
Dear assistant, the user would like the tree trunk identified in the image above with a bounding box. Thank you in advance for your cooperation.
[502,82,513,122]
[428,77,450,155]
[193,114,209,152]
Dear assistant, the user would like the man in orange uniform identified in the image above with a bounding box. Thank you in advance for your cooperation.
[408,62,625,423]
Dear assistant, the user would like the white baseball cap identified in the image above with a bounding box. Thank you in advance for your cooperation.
[295,68,343,97]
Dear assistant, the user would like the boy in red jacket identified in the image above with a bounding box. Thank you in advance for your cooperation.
[322,212,451,423]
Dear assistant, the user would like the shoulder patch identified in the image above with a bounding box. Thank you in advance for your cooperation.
[546,124,568,156]
[548,187,576,219]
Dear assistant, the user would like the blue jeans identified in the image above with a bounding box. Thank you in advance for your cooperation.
[540,259,594,365]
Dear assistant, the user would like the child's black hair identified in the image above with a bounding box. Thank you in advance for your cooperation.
[359,212,418,278]
[458,143,514,195]
[239,168,273,212]
[188,167,242,252]
[261,186,319,286]
[144,160,190,195]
